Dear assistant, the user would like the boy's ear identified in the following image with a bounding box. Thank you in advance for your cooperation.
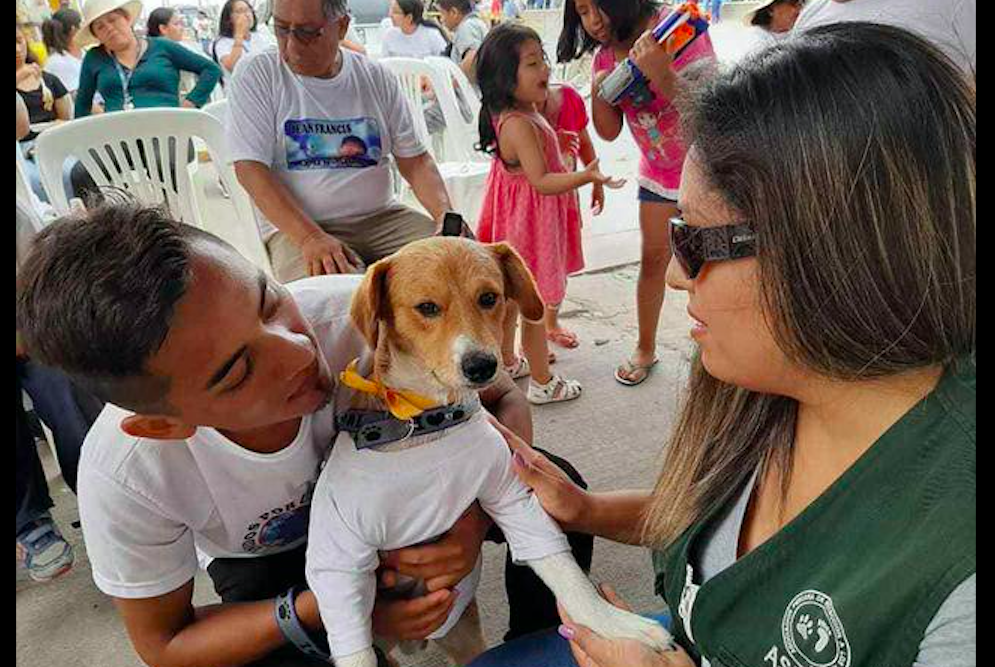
[488,242,545,322]
[119,415,197,440]
[350,259,392,349]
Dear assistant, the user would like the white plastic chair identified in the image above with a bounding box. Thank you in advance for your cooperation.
[35,108,273,275]
[382,58,492,230]
[424,56,486,164]
[379,58,435,152]
[202,98,229,125]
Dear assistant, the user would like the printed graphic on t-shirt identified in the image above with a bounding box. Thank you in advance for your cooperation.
[240,482,315,553]
[284,117,384,170]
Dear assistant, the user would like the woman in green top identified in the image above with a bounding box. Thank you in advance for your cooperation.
[472,23,975,667]
[74,0,221,118]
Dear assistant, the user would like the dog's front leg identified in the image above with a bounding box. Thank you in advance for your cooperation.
[527,552,674,651]
[334,648,380,667]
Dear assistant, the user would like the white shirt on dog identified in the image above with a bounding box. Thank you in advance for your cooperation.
[306,412,571,658]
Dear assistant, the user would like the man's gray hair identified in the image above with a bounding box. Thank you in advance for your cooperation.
[323,0,349,18]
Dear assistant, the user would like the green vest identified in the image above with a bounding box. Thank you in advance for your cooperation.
[653,359,976,667]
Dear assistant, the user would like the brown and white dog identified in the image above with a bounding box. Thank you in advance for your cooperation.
[307,238,672,667]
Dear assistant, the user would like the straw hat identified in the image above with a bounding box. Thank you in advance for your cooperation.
[77,0,143,49]
[743,0,785,27]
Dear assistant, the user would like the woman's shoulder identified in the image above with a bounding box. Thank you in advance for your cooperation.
[41,71,68,96]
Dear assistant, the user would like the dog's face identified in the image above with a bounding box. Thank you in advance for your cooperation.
[351,238,544,399]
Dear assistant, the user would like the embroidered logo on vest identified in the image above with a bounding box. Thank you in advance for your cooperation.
[781,590,851,667]
[678,564,701,644]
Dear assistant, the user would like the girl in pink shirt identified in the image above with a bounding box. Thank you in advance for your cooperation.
[538,82,603,350]
[558,0,715,385]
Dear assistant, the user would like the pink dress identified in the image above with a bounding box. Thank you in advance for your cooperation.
[477,111,584,306]
[593,10,715,200]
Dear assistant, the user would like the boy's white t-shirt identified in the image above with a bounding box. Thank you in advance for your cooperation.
[77,275,366,599]
[794,0,976,76]
[306,413,571,658]
[226,48,426,239]
[380,25,449,58]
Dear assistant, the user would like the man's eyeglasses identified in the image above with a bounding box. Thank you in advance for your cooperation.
[273,21,331,44]
[669,216,757,279]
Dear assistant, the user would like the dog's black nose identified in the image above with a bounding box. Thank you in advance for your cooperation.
[461,352,498,384]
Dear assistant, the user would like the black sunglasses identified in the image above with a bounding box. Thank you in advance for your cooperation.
[669,216,757,279]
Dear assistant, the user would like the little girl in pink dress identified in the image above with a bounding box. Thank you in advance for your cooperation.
[476,24,624,405]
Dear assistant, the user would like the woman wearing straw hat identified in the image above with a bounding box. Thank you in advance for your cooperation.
[73,0,221,119]
[746,0,805,34]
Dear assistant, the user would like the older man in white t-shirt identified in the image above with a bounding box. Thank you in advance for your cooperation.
[230,0,454,284]
[793,0,976,77]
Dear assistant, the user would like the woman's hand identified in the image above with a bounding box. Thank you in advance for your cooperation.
[16,63,42,87]
[583,159,627,190]
[630,30,677,100]
[373,589,456,641]
[234,14,252,42]
[489,417,592,531]
[181,98,197,109]
[560,586,694,667]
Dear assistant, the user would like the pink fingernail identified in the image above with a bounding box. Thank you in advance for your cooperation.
[558,625,576,640]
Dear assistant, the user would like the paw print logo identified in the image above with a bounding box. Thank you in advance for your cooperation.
[795,613,814,641]
[782,590,851,667]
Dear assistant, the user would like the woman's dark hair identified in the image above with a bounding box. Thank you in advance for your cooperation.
[750,0,802,29]
[436,0,474,15]
[396,0,451,47]
[146,7,176,38]
[41,9,82,55]
[218,0,258,39]
[557,0,660,63]
[476,23,543,160]
[643,23,976,548]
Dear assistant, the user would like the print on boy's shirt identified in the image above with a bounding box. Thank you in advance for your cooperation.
[240,481,316,553]
[284,117,384,170]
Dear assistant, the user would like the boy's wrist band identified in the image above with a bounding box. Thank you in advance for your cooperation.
[274,585,330,660]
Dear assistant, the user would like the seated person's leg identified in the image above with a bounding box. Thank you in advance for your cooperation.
[488,448,596,641]
[19,360,104,495]
[16,367,76,581]
[467,614,672,667]
[358,205,438,265]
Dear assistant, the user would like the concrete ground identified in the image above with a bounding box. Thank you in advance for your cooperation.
[16,16,767,667]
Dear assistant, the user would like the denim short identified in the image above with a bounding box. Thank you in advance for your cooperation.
[467,613,673,667]
[638,187,678,205]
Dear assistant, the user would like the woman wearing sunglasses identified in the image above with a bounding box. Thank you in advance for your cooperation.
[473,21,975,667]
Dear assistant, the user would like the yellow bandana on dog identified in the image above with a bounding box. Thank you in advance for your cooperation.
[339,359,438,421]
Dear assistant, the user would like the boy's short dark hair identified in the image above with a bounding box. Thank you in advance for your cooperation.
[437,0,475,14]
[15,197,221,413]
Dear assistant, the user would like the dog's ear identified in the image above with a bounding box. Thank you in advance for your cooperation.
[351,258,392,349]
[488,243,545,322]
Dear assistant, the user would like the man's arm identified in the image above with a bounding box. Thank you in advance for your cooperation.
[114,580,324,667]
[394,152,452,226]
[234,160,359,274]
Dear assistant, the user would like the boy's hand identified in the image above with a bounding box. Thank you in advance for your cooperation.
[373,589,456,641]
[380,504,490,593]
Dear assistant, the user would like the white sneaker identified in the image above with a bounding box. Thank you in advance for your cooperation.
[527,375,582,405]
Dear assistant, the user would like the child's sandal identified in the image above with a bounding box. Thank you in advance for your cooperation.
[505,356,531,379]
[527,375,583,405]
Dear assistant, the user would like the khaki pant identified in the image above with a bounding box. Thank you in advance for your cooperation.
[267,205,437,283]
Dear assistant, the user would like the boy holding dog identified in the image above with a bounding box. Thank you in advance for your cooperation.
[15,198,593,667]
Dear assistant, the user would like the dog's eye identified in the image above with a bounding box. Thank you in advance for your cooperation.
[479,292,499,309]
[416,302,442,318]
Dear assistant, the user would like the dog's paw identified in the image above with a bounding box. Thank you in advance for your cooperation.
[582,605,674,652]
[334,648,381,667]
